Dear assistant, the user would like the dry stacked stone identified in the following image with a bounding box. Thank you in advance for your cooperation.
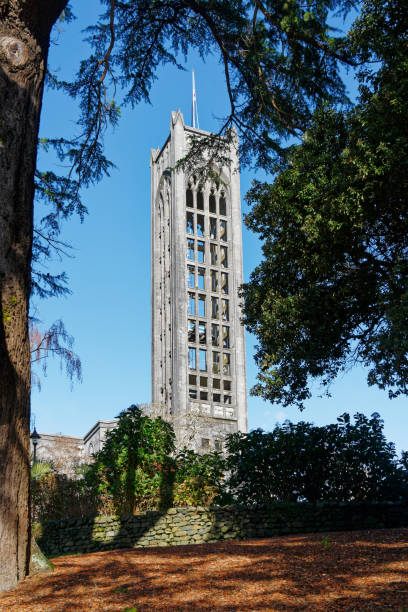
[33,501,408,557]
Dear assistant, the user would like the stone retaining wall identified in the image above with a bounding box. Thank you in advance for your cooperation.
[34,501,408,557]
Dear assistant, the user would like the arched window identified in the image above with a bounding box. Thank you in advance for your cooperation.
[209,190,216,214]
[186,188,194,207]
[219,193,227,216]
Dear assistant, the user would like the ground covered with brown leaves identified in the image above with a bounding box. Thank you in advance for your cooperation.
[1,528,408,611]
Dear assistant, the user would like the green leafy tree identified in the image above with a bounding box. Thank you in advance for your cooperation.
[242,0,408,408]
[87,405,176,513]
[86,406,226,511]
[225,412,408,505]
[0,0,356,589]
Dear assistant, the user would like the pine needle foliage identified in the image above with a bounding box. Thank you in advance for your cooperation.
[242,0,408,407]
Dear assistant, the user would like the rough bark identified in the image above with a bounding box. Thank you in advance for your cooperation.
[0,0,68,591]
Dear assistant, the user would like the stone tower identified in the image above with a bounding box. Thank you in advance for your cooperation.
[150,110,247,452]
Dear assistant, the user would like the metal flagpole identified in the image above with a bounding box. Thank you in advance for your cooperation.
[192,70,199,129]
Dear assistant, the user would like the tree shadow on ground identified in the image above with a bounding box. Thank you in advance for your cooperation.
[2,528,408,611]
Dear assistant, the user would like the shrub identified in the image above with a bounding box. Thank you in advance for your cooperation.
[173,448,226,507]
[31,471,99,521]
[224,412,408,504]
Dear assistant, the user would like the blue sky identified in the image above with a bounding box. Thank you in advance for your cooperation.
[31,2,408,454]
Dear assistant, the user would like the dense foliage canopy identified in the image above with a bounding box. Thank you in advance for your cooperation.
[225,412,408,504]
[242,0,408,407]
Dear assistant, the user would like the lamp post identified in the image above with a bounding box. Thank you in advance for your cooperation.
[30,427,41,463]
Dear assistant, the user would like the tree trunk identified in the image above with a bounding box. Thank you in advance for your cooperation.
[0,0,67,591]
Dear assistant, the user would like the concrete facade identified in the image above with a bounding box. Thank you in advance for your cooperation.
[30,420,118,473]
[83,419,118,456]
[151,110,247,452]
[31,433,85,475]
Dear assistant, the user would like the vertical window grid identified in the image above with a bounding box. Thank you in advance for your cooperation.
[185,187,233,408]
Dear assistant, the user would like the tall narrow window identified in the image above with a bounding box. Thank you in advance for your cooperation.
[212,351,220,374]
[220,220,227,241]
[210,244,218,265]
[197,214,204,237]
[188,266,195,289]
[188,293,196,316]
[209,190,216,213]
[200,391,208,400]
[187,238,194,260]
[221,272,228,294]
[222,299,229,321]
[221,246,228,268]
[211,297,219,319]
[223,326,230,348]
[219,193,227,215]
[188,320,196,343]
[211,270,218,292]
[197,190,204,210]
[210,218,217,239]
[188,347,196,369]
[223,353,231,375]
[197,241,205,263]
[198,322,206,344]
[197,267,205,290]
[198,295,206,317]
[189,374,197,386]
[186,188,194,207]
[212,323,219,346]
[186,211,194,234]
[199,349,207,371]
[224,395,232,405]
[189,388,197,399]
[223,380,231,391]
[200,376,208,387]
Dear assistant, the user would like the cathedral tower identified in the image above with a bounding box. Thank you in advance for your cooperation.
[150,110,247,451]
